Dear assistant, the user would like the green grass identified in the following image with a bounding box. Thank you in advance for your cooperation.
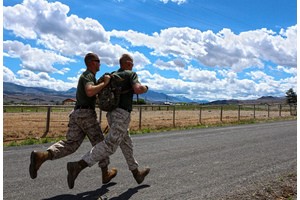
[5,136,65,147]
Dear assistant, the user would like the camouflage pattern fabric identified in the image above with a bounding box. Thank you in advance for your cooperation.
[47,109,110,168]
[82,108,138,170]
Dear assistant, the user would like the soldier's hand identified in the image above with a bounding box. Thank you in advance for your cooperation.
[103,75,111,85]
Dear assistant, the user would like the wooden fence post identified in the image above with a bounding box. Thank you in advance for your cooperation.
[238,105,241,121]
[220,106,223,122]
[139,106,142,130]
[279,104,282,117]
[41,106,51,138]
[267,104,270,118]
[173,106,176,127]
[253,104,256,119]
[199,105,202,124]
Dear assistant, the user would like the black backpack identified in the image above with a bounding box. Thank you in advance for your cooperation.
[97,72,130,112]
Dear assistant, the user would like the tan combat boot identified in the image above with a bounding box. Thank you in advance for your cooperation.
[67,160,88,189]
[101,166,118,184]
[131,168,150,184]
[29,150,52,179]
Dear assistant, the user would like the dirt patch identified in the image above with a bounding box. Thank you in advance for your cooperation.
[221,172,297,200]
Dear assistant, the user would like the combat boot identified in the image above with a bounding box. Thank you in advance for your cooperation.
[67,160,88,189]
[101,166,118,184]
[131,168,150,184]
[29,150,52,179]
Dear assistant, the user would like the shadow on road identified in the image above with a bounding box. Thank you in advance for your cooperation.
[42,182,150,200]
[110,184,150,200]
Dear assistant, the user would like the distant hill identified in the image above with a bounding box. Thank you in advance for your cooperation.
[3,82,199,105]
[137,90,207,104]
[3,82,76,104]
[3,82,286,105]
[4,82,57,95]
[208,96,286,105]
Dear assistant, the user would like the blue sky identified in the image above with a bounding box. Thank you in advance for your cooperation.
[3,0,297,101]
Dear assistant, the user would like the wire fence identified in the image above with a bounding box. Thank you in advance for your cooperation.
[3,104,297,143]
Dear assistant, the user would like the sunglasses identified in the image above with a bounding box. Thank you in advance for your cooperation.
[92,60,100,63]
[127,60,134,66]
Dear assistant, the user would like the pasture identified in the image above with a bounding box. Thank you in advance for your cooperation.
[3,104,296,144]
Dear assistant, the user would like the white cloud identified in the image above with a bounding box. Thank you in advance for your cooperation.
[110,26,296,71]
[137,67,295,101]
[3,0,109,44]
[4,0,149,69]
[3,0,113,57]
[179,66,217,82]
[246,71,268,80]
[3,66,16,82]
[153,59,186,71]
[5,68,77,91]
[3,40,75,73]
[277,65,297,75]
[159,0,188,5]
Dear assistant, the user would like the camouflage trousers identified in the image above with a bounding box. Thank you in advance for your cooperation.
[47,109,110,168]
[82,108,139,170]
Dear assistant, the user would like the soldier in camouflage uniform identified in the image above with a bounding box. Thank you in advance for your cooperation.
[66,53,150,189]
[29,53,117,184]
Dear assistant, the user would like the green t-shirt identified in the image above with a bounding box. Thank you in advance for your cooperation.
[75,70,96,108]
[114,68,140,112]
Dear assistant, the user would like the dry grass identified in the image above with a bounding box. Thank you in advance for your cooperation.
[3,106,294,144]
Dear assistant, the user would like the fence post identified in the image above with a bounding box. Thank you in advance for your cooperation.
[41,106,51,138]
[253,104,256,119]
[267,104,270,118]
[279,104,282,117]
[199,105,202,124]
[173,106,176,127]
[139,106,142,130]
[238,105,241,121]
[220,106,223,122]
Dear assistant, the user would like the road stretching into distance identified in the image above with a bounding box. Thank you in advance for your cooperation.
[4,120,296,200]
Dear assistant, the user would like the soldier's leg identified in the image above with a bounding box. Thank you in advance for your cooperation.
[47,110,86,159]
[120,130,150,184]
[30,110,85,179]
[119,131,138,171]
[68,109,131,188]
[84,110,116,184]
[82,108,130,166]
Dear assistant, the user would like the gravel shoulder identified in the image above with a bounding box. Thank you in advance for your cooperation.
[221,171,296,200]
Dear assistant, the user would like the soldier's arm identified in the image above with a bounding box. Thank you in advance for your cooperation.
[85,75,111,97]
[133,83,148,94]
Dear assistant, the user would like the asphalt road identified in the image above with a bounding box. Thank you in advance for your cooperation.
[4,120,297,200]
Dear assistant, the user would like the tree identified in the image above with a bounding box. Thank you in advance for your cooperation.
[133,98,146,105]
[285,88,297,104]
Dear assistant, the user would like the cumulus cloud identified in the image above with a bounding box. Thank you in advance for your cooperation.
[4,0,109,49]
[3,66,17,82]
[4,67,77,91]
[110,26,296,71]
[137,65,296,101]
[4,40,75,73]
[277,65,297,75]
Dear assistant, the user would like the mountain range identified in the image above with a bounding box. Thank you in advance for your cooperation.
[3,82,286,105]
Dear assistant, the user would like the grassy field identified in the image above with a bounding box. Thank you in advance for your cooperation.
[3,104,296,146]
